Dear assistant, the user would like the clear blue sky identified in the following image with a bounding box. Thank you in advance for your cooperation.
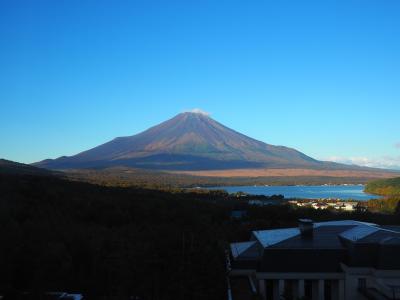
[1,0,399,168]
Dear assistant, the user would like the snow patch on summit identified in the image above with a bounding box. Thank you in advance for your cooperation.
[188,108,210,116]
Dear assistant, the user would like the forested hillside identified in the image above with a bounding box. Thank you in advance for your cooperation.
[0,174,233,299]
[365,177,400,196]
[0,159,57,176]
[66,167,379,188]
[364,177,400,213]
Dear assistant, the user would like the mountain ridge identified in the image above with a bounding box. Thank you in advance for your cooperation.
[0,159,58,176]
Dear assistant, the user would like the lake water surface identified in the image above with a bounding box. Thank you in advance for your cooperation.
[207,185,380,201]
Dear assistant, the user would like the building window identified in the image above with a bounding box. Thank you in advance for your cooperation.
[358,278,367,290]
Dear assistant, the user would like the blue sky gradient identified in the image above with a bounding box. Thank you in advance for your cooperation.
[1,0,399,168]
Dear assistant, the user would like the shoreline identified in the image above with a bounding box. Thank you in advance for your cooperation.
[200,184,379,201]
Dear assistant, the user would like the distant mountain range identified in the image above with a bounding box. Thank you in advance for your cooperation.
[33,112,388,173]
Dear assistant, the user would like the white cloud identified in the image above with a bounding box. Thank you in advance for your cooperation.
[325,155,400,170]
[395,142,400,149]
[188,108,210,116]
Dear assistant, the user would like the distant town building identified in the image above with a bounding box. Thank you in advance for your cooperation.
[248,199,276,206]
[312,202,329,210]
[289,200,360,212]
[228,219,400,300]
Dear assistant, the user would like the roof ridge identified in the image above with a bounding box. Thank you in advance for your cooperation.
[376,226,400,234]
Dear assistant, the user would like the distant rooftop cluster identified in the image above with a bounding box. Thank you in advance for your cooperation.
[288,199,364,212]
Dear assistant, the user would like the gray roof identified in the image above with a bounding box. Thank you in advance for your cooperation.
[271,225,355,249]
[339,225,380,242]
[357,229,400,243]
[230,241,258,259]
[231,219,400,271]
[233,220,400,257]
[251,220,378,249]
[253,228,300,248]
[313,220,376,227]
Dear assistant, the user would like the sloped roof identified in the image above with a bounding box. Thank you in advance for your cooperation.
[339,225,380,242]
[339,222,400,243]
[314,220,376,227]
[230,241,260,259]
[232,220,400,261]
[253,228,300,248]
[356,229,400,243]
[271,225,355,249]
[251,220,377,249]
[231,220,400,271]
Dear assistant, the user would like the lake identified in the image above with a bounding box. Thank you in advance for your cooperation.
[207,185,380,201]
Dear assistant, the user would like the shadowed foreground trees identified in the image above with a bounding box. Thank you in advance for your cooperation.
[1,173,399,300]
[0,174,230,300]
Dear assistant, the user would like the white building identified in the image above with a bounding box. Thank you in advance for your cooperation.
[228,219,400,300]
[311,202,329,210]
